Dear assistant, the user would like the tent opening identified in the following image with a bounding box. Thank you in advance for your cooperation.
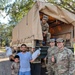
[39,12,74,47]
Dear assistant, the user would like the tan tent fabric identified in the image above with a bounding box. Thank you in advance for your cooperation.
[12,1,75,45]
[12,25,19,43]
[39,2,75,24]
[12,2,43,45]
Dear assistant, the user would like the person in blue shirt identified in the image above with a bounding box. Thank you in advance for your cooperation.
[17,44,32,75]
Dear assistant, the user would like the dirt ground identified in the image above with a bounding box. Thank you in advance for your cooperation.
[0,50,12,75]
[0,60,12,75]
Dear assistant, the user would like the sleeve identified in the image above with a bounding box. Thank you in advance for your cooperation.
[47,48,50,57]
[11,63,14,70]
[46,23,49,33]
[68,50,75,74]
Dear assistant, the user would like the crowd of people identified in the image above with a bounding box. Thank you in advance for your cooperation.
[5,38,75,75]
[5,43,41,75]
[5,15,75,75]
[45,38,75,75]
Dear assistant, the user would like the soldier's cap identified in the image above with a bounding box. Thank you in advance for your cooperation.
[42,15,48,21]
[56,38,64,42]
[49,39,55,42]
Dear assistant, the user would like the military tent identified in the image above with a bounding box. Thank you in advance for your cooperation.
[12,1,75,47]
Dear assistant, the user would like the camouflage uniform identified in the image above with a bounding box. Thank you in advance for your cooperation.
[54,38,75,75]
[41,22,50,43]
[47,46,58,75]
[39,15,51,46]
[46,39,58,75]
[11,62,19,75]
[54,47,75,75]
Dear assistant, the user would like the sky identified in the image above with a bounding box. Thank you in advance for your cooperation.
[0,0,75,24]
[0,0,60,24]
[0,0,15,24]
[0,11,10,24]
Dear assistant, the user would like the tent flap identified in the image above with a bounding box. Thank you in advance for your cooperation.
[12,1,75,45]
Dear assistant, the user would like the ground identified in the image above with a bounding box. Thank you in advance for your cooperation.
[0,49,12,75]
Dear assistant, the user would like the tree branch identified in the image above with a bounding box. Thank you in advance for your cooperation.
[63,7,75,14]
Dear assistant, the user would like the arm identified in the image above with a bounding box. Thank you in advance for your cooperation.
[68,51,75,74]
[44,23,49,33]
[30,48,41,63]
[11,63,14,70]
[30,53,40,63]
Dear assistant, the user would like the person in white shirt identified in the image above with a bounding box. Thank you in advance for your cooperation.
[5,43,13,60]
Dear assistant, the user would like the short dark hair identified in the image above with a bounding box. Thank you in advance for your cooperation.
[14,55,19,59]
[21,44,27,47]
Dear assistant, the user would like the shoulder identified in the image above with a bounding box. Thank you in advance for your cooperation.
[5,47,10,50]
[48,47,51,50]
[46,23,49,27]
[26,52,32,55]
[11,62,15,65]
[54,46,58,49]
[64,47,73,55]
[17,52,22,56]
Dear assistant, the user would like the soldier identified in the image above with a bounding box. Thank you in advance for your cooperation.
[45,39,57,75]
[40,15,51,46]
[54,38,75,75]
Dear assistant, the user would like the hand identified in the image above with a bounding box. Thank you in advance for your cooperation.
[38,48,41,50]
[51,55,55,63]
[44,57,46,61]
[43,31,47,34]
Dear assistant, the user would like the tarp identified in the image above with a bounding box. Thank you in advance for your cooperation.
[12,1,75,45]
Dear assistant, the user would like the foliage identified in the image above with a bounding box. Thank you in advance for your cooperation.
[5,0,34,25]
[0,0,34,46]
[48,0,75,14]
[0,0,75,46]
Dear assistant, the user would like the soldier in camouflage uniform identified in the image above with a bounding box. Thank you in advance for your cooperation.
[45,39,58,75]
[54,38,75,75]
[11,55,20,75]
[40,15,51,46]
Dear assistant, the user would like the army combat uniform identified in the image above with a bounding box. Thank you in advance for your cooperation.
[54,38,75,75]
[47,46,58,75]
[11,62,19,75]
[54,47,75,75]
[46,39,58,75]
[41,22,51,43]
[39,15,51,46]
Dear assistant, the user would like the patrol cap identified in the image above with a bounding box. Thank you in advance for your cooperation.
[42,15,48,21]
[49,39,55,42]
[56,38,64,42]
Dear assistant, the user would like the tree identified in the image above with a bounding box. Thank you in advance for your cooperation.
[0,0,75,46]
[0,0,34,46]
[48,0,75,14]
[5,0,34,25]
[0,23,6,46]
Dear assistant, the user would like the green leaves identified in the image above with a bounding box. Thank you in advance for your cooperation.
[5,0,34,24]
[48,0,75,14]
